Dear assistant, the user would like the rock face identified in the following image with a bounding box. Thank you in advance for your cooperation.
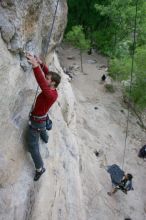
[0,1,85,220]
[0,0,67,70]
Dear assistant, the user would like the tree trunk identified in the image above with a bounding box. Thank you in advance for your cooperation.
[80,50,83,72]
[114,29,117,56]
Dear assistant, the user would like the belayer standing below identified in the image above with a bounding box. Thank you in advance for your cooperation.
[106,164,133,196]
[26,54,61,181]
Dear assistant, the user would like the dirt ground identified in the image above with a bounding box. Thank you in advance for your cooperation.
[58,43,146,220]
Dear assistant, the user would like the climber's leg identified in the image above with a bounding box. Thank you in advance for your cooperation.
[34,167,46,181]
[28,127,44,169]
[40,129,49,143]
[27,120,47,181]
[107,187,118,196]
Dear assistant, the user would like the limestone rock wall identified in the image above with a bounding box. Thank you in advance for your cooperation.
[0,1,84,220]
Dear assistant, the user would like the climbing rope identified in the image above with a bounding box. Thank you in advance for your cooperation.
[122,0,139,169]
[31,0,60,111]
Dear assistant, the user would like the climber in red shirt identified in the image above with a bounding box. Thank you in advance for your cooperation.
[26,54,61,181]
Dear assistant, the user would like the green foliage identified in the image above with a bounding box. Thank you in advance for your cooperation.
[131,45,146,110]
[66,25,90,51]
[67,0,146,55]
[135,45,146,74]
[109,45,146,110]
[94,0,145,55]
[92,30,113,56]
[66,0,146,110]
[128,80,146,111]
[105,84,115,93]
[137,2,146,45]
[109,56,132,80]
[114,41,133,58]
[66,0,99,33]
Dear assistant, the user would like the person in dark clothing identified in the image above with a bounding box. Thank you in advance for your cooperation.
[88,48,92,55]
[101,74,106,81]
[26,54,61,181]
[107,173,133,196]
[138,145,146,160]
[106,164,133,196]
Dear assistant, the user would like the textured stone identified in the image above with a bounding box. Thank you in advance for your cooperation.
[0,1,70,220]
[1,23,15,43]
[0,0,67,57]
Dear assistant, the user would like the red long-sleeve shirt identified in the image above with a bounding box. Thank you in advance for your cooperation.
[31,64,58,116]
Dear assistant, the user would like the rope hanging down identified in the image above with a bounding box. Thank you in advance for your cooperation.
[32,0,60,110]
[122,0,139,169]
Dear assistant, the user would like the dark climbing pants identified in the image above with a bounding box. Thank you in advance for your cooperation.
[28,120,49,169]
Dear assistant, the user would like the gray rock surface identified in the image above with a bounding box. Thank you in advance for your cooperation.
[0,0,67,68]
[0,1,81,220]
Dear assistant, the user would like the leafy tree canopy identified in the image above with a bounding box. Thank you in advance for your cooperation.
[66,0,146,111]
[66,25,90,51]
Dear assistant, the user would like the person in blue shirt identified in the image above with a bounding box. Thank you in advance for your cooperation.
[106,164,133,196]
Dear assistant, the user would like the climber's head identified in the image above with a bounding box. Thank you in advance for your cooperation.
[125,173,133,180]
[46,71,61,88]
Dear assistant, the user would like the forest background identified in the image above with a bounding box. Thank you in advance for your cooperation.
[65,0,146,114]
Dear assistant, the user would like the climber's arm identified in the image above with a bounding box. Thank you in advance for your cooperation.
[35,56,49,75]
[26,54,56,99]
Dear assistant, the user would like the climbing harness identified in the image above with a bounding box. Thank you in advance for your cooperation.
[122,0,138,170]
[31,0,60,111]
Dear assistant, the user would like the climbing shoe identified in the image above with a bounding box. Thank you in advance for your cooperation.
[34,168,46,181]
